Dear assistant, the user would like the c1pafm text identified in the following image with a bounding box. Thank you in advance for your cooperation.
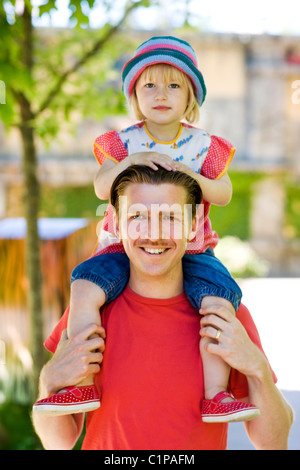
[103,452,195,466]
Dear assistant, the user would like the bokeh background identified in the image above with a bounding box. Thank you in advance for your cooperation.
[0,0,299,449]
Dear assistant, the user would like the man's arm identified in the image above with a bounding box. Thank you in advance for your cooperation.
[33,363,85,450]
[242,350,293,450]
[32,324,105,450]
[200,304,293,450]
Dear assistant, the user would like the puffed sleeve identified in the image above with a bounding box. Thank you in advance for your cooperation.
[93,131,128,166]
[200,135,236,180]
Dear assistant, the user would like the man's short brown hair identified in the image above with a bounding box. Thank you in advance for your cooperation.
[110,164,202,219]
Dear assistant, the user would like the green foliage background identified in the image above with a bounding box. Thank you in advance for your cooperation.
[37,171,300,240]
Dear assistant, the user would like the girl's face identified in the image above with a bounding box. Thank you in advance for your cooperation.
[135,65,190,128]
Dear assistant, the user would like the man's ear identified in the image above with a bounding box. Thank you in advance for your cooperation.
[112,209,120,238]
[188,203,204,241]
[188,215,198,241]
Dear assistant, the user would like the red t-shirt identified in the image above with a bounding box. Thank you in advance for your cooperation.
[45,286,275,450]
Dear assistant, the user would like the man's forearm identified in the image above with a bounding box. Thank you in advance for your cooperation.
[199,304,293,449]
[245,358,293,450]
[32,409,84,450]
[32,365,84,450]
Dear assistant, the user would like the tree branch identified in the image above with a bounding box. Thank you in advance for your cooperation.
[35,0,144,118]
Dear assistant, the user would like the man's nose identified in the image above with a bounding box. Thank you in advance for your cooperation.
[148,216,162,240]
[138,213,163,240]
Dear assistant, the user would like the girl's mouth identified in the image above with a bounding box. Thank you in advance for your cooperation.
[153,106,171,111]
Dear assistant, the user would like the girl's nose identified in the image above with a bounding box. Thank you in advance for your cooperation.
[155,85,167,100]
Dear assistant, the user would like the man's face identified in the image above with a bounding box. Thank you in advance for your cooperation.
[115,182,197,281]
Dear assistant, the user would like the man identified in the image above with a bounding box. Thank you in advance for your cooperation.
[32,165,293,450]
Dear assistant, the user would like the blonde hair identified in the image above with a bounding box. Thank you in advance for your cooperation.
[130,64,200,124]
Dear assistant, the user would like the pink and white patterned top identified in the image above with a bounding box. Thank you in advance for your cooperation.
[92,121,235,256]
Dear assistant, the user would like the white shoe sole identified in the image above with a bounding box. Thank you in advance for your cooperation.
[202,408,260,423]
[33,401,100,416]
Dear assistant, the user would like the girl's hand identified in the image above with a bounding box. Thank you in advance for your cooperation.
[128,152,176,172]
[173,161,196,178]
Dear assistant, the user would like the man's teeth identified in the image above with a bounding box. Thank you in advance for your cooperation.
[144,248,166,254]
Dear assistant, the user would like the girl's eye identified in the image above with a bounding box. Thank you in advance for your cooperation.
[169,83,180,89]
[145,83,155,88]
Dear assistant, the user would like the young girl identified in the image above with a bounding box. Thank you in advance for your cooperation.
[33,36,259,423]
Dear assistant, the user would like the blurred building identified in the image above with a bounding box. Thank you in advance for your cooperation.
[0,31,300,275]
[0,218,97,343]
[191,33,300,173]
[1,32,299,168]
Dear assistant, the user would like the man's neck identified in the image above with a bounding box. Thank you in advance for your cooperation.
[128,268,184,300]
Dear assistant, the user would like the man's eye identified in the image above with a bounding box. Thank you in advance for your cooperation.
[163,213,181,222]
[163,214,175,221]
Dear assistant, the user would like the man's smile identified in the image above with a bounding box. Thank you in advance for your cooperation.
[133,239,175,257]
[142,247,168,255]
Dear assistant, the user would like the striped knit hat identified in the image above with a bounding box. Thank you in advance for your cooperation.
[122,36,206,106]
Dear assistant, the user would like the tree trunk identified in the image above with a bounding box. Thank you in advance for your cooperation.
[18,5,45,400]
[12,0,146,400]
[19,99,45,399]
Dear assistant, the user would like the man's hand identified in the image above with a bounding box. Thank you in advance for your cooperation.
[200,300,293,449]
[40,323,106,398]
[199,301,266,377]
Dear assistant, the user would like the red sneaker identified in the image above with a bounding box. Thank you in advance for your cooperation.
[33,385,100,416]
[202,391,260,423]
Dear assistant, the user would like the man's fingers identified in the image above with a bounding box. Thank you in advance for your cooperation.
[78,323,106,341]
[88,350,104,366]
[200,313,226,332]
[200,325,222,341]
[88,335,106,353]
